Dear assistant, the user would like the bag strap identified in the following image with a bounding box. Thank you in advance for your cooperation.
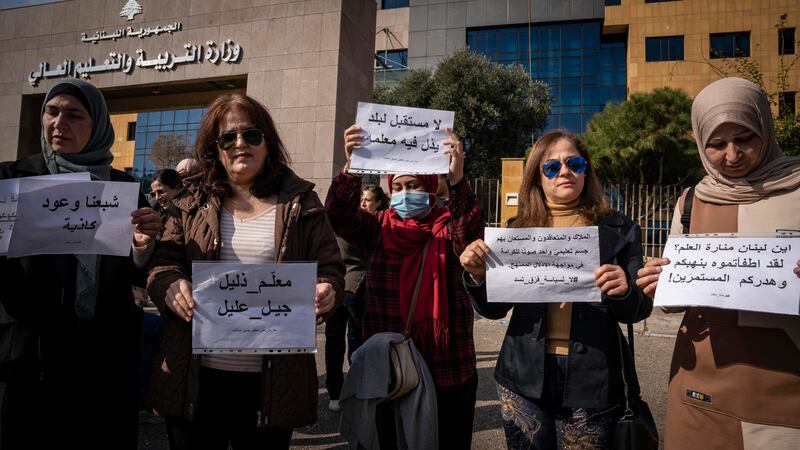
[616,323,637,415]
[403,238,432,338]
[680,186,695,234]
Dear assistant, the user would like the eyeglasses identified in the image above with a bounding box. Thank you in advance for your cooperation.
[216,128,264,150]
[541,156,587,179]
[149,189,165,198]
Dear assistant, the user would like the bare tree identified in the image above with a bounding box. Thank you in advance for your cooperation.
[149,133,189,170]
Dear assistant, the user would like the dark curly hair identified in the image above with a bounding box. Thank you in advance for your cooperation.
[362,184,389,211]
[194,93,290,199]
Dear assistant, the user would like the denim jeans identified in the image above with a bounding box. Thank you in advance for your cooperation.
[497,355,622,450]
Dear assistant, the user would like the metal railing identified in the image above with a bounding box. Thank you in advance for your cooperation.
[472,178,502,228]
[472,178,685,258]
[604,183,685,259]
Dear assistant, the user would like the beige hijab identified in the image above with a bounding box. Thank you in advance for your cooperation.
[692,77,800,204]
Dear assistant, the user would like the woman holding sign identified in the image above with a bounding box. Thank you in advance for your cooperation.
[326,124,483,449]
[459,129,651,449]
[146,93,344,450]
[636,77,800,450]
[0,79,160,450]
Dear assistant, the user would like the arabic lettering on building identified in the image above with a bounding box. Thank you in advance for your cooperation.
[28,39,242,87]
[80,21,182,43]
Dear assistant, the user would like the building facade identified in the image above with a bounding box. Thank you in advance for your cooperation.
[0,0,377,195]
[376,0,799,130]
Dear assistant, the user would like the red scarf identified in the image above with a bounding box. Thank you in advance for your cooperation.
[381,205,451,349]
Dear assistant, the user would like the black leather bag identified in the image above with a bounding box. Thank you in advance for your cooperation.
[612,323,659,450]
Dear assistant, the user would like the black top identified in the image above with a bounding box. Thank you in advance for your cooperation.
[466,210,652,409]
[0,153,146,449]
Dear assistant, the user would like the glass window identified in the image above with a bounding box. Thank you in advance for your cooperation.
[376,49,408,72]
[174,109,189,124]
[645,36,684,61]
[604,0,621,6]
[189,109,204,124]
[779,27,795,55]
[779,92,796,117]
[467,23,626,132]
[382,0,408,9]
[137,112,150,127]
[710,32,750,58]
[126,122,136,141]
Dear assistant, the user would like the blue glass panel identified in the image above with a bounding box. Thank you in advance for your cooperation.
[561,85,581,105]
[467,22,626,132]
[145,132,158,148]
[189,109,204,124]
[138,112,149,127]
[561,114,581,132]
[735,33,750,56]
[540,57,559,78]
[160,110,174,125]
[174,109,189,124]
[582,55,599,76]
[670,36,684,60]
[499,32,517,52]
[563,28,581,49]
[561,57,581,77]
[382,0,408,9]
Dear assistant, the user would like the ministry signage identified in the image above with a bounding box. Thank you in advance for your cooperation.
[25,0,242,86]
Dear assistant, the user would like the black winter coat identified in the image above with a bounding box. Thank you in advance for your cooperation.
[467,210,651,409]
[0,154,145,449]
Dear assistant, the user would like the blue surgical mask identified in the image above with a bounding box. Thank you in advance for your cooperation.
[391,191,431,219]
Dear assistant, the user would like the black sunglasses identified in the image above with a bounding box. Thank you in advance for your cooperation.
[541,156,588,179]
[149,189,165,198]
[216,128,264,150]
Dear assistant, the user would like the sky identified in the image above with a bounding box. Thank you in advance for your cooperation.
[0,0,62,10]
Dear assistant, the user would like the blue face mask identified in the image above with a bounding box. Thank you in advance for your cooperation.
[391,191,431,219]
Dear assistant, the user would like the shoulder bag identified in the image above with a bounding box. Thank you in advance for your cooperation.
[380,238,431,403]
[612,323,659,450]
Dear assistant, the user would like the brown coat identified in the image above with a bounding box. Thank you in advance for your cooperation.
[664,188,800,450]
[146,168,345,429]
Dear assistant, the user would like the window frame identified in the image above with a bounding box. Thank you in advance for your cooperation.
[779,27,796,55]
[710,31,751,59]
[645,35,685,62]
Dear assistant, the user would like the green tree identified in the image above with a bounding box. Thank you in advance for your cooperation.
[374,48,551,179]
[585,88,702,185]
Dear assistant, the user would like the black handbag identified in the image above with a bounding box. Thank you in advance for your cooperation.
[612,322,659,450]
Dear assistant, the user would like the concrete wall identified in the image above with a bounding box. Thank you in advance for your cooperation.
[0,0,376,195]
[606,0,800,105]
[376,6,410,52]
[109,112,137,171]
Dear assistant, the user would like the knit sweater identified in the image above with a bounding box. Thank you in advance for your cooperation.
[545,199,590,355]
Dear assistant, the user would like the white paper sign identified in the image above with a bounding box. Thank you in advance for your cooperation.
[0,173,92,255]
[191,262,317,353]
[484,226,601,303]
[350,102,455,174]
[655,234,800,315]
[8,179,139,257]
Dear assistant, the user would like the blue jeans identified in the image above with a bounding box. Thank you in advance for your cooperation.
[497,355,622,450]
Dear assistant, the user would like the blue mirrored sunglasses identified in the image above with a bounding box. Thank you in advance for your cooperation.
[541,156,587,179]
